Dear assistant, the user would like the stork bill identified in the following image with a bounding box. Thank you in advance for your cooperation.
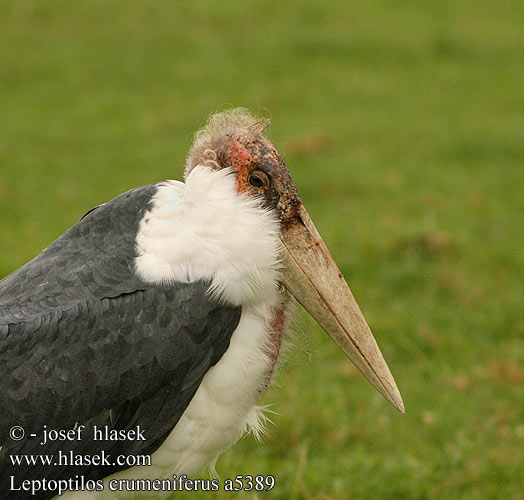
[281,206,404,412]
[0,109,403,499]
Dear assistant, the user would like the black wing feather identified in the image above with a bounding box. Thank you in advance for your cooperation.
[0,185,241,499]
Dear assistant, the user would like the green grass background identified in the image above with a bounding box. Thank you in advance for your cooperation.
[1,1,523,499]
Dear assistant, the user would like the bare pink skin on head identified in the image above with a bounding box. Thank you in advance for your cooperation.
[218,135,302,224]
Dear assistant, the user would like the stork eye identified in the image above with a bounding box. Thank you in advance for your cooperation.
[248,170,270,190]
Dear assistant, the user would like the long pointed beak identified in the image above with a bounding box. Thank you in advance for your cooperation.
[280,204,405,413]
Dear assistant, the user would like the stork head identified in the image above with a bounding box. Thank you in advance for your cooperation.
[186,109,404,413]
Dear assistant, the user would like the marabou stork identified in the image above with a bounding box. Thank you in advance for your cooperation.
[0,109,403,499]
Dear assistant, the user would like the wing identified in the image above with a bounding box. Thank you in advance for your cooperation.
[0,185,241,498]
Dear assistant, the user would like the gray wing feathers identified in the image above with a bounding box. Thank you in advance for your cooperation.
[0,185,242,498]
[0,184,155,323]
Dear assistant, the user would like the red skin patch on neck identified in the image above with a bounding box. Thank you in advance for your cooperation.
[259,301,289,392]
[267,308,285,365]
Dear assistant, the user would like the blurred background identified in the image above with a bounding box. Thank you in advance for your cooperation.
[1,1,523,499]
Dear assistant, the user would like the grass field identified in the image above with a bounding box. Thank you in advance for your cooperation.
[1,1,524,499]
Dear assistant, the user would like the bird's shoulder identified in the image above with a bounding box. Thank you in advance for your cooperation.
[0,183,164,324]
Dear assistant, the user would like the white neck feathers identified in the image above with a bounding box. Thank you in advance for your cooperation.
[134,166,282,306]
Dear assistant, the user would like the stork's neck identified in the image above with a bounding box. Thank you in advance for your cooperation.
[134,166,283,307]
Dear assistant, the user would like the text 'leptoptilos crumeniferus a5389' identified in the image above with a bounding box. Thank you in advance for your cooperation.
[0,109,404,499]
